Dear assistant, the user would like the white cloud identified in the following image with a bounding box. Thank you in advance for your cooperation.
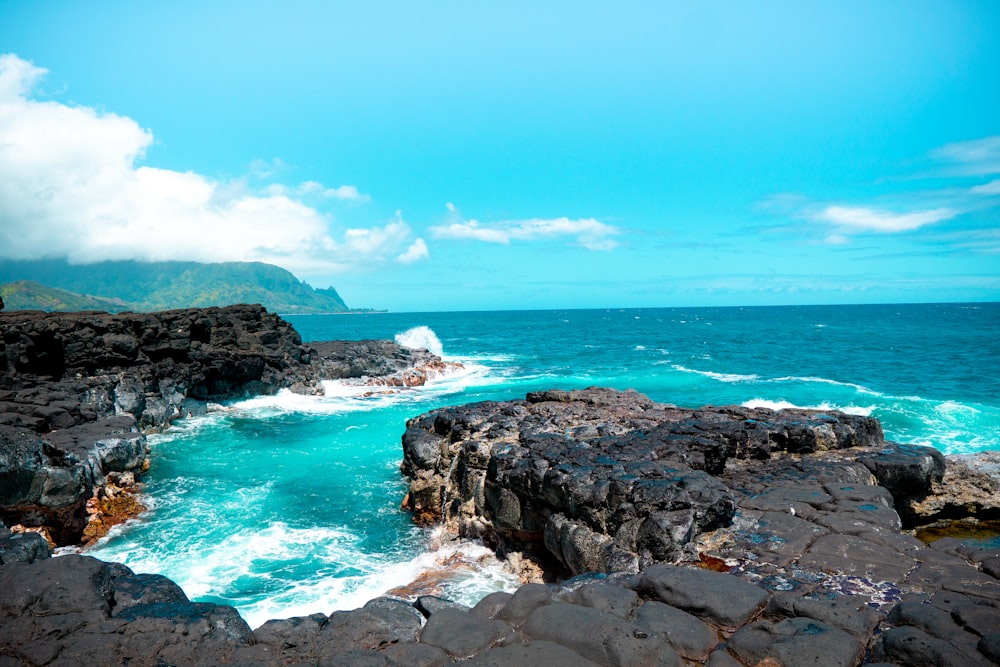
[430,205,620,250]
[813,205,957,232]
[931,136,1000,174]
[0,54,399,278]
[970,179,1000,196]
[299,181,371,203]
[824,234,850,245]
[0,53,45,99]
[396,238,429,264]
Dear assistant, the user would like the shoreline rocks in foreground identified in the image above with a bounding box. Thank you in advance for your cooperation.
[0,304,455,546]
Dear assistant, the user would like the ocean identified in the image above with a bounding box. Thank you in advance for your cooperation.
[87,303,1000,628]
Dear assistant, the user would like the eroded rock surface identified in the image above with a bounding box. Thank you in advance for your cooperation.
[400,387,893,575]
[395,387,1000,664]
[0,305,452,545]
[3,536,998,666]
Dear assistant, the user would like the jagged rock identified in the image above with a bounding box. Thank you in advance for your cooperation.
[401,388,885,575]
[0,530,50,565]
[1,305,455,545]
[312,340,461,387]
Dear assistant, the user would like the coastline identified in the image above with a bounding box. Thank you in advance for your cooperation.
[3,305,1000,665]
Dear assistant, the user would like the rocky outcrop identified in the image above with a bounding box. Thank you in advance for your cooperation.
[392,387,1000,664]
[401,387,894,575]
[0,305,453,545]
[312,340,461,388]
[3,526,999,666]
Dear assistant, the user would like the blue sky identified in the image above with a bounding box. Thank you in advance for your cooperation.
[1,1,998,311]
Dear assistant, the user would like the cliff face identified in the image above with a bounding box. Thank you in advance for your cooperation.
[0,304,447,545]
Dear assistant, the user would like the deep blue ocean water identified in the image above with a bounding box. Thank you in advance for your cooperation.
[88,303,1000,627]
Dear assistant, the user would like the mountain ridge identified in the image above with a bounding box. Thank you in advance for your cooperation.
[0,259,356,314]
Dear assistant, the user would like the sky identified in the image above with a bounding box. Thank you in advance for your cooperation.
[1,1,998,311]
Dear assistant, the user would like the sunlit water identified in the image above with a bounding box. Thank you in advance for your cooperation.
[88,303,1000,627]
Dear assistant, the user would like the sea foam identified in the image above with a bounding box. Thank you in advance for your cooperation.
[395,325,444,357]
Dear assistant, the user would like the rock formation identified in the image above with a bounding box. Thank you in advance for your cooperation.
[3,312,999,665]
[3,513,999,665]
[0,305,453,546]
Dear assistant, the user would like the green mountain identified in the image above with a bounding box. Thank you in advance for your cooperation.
[0,260,352,314]
[0,280,132,312]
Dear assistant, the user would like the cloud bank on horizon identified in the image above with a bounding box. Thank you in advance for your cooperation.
[0,54,428,276]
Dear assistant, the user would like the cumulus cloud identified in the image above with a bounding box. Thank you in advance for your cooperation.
[396,238,429,264]
[813,206,957,233]
[430,203,620,250]
[0,54,402,277]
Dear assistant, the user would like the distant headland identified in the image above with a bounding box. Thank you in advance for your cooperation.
[0,259,378,315]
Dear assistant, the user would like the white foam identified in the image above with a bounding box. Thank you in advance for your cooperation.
[741,398,874,416]
[215,526,521,629]
[768,375,882,396]
[671,365,760,383]
[224,358,498,418]
[395,326,444,357]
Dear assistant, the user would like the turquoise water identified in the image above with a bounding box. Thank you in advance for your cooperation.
[88,303,1000,627]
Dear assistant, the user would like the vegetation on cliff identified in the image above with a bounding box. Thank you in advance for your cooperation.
[0,259,350,314]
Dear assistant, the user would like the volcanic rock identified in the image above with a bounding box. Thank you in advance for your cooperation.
[0,305,454,545]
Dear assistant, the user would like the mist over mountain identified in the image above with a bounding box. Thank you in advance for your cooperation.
[0,259,351,314]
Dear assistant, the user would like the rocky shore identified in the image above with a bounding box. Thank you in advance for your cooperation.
[2,307,999,665]
[0,305,453,546]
